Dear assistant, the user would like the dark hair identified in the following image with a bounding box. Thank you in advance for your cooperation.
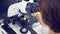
[39,0,60,33]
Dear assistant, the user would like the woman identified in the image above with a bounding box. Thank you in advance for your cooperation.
[33,0,60,34]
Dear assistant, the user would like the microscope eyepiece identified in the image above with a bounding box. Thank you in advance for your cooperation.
[24,0,29,1]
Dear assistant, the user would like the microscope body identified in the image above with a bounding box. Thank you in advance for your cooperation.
[3,0,39,34]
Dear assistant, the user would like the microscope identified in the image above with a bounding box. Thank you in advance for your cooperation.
[0,0,39,34]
